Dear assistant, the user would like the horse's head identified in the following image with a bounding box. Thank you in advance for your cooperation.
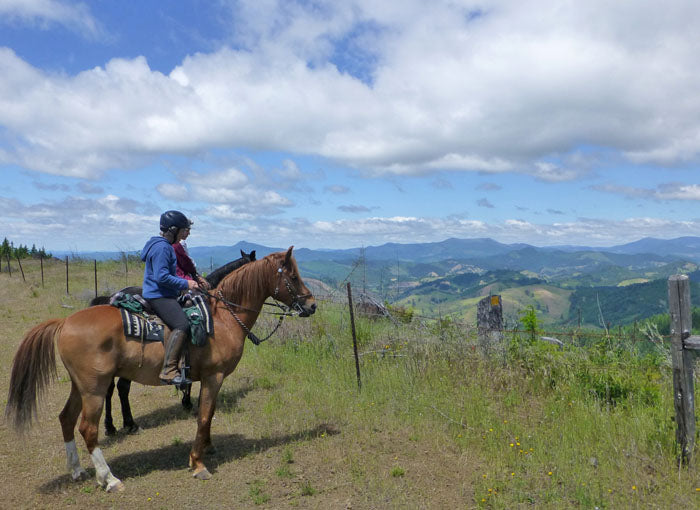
[271,246,316,317]
[240,249,256,262]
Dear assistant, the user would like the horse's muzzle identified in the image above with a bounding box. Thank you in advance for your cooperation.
[298,301,317,317]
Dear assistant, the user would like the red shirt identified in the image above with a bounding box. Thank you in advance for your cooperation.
[172,242,197,280]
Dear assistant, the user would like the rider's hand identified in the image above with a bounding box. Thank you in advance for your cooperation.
[198,277,211,290]
[187,279,199,290]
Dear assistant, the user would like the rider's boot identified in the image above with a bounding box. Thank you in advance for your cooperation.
[160,329,192,386]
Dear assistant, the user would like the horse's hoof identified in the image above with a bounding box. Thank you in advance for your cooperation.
[193,468,212,480]
[71,468,89,481]
[106,480,125,493]
[126,424,141,435]
[105,425,117,436]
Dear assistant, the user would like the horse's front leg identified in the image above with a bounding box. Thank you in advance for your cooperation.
[181,382,193,411]
[79,394,124,492]
[189,373,224,480]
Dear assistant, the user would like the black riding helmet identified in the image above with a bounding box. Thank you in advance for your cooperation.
[160,210,192,233]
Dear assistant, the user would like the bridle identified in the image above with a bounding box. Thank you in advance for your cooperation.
[272,262,313,316]
[210,260,312,345]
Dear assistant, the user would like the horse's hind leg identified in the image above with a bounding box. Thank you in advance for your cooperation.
[59,382,88,481]
[116,378,140,434]
[79,394,124,492]
[104,379,117,436]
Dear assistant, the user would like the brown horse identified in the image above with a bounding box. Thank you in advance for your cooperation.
[5,247,316,492]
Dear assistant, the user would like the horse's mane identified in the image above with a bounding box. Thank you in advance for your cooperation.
[206,250,256,288]
[218,254,277,304]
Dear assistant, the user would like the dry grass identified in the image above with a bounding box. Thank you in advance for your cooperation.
[1,258,699,509]
[0,260,479,509]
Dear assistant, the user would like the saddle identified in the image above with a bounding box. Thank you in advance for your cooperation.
[108,289,213,346]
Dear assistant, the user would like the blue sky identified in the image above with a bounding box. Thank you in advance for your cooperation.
[1,0,699,253]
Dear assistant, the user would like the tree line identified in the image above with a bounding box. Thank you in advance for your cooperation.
[0,237,52,259]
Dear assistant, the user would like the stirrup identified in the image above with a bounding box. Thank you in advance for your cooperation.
[160,373,192,387]
[160,364,191,386]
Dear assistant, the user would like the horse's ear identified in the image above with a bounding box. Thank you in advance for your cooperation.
[284,246,294,267]
[240,249,245,258]
[250,250,256,260]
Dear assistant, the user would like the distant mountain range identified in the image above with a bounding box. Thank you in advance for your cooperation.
[189,236,700,268]
[53,236,700,327]
[55,236,700,268]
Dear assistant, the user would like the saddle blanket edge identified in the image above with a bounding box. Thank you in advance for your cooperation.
[118,294,214,345]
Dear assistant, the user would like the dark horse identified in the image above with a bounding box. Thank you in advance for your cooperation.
[89,249,256,436]
[6,247,313,491]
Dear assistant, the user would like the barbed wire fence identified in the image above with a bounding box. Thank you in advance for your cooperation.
[1,254,680,350]
[4,254,698,464]
[0,254,144,302]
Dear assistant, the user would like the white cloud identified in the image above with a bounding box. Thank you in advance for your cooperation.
[593,182,700,201]
[156,183,189,201]
[532,162,584,183]
[0,0,102,38]
[0,192,159,250]
[1,0,700,186]
[656,183,700,201]
[324,185,350,194]
[205,204,255,221]
[154,166,295,214]
[338,204,373,213]
[3,187,700,251]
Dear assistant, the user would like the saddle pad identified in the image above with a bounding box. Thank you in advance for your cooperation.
[186,293,214,346]
[120,308,164,342]
[115,292,213,345]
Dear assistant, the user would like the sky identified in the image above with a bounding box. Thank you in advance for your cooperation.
[1,0,699,253]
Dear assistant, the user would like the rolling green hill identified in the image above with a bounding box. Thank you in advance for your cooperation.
[569,275,700,327]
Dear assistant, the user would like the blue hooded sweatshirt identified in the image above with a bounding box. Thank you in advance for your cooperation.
[141,236,189,299]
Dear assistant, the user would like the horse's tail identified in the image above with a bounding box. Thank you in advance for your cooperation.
[5,318,64,432]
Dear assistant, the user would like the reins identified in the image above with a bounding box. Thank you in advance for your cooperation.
[215,290,286,345]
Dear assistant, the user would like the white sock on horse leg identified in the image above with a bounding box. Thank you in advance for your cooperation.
[90,447,121,490]
[64,440,87,480]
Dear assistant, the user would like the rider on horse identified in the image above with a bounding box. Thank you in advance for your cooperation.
[141,210,199,386]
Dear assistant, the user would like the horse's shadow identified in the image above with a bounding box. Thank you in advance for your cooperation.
[102,382,256,445]
[38,422,339,493]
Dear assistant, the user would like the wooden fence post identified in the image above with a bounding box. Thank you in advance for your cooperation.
[40,254,44,287]
[65,256,69,295]
[94,259,98,298]
[477,295,504,357]
[6,253,11,277]
[668,275,696,465]
[347,282,362,391]
[16,255,25,282]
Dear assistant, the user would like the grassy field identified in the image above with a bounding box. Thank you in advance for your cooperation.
[0,258,699,509]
